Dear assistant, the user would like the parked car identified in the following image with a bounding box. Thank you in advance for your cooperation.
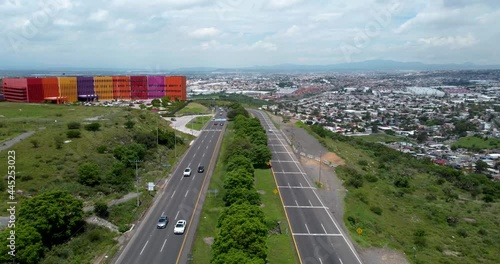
[157,215,169,229]
[174,220,187,234]
[183,168,192,177]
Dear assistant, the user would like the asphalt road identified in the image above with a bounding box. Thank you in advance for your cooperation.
[249,109,363,264]
[113,111,227,264]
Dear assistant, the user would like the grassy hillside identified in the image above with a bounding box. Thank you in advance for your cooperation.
[452,136,500,151]
[0,102,193,263]
[301,124,500,264]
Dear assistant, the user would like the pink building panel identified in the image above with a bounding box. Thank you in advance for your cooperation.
[147,76,165,99]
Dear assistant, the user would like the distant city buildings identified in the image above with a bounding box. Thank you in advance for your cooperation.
[2,76,187,103]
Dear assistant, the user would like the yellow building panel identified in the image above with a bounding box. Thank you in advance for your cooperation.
[58,77,78,102]
[93,76,114,100]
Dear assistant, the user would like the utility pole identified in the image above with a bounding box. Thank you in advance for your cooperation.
[157,116,160,166]
[174,125,177,158]
[129,160,143,220]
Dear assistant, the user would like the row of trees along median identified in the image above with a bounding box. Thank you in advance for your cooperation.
[210,105,272,264]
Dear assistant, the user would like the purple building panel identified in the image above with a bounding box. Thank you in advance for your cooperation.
[147,75,165,99]
[77,76,96,101]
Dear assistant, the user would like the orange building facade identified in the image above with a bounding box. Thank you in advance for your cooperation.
[94,76,114,100]
[165,76,187,101]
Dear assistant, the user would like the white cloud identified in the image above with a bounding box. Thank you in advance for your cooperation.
[284,25,299,36]
[189,27,220,38]
[266,0,303,10]
[418,34,478,48]
[53,18,75,26]
[89,9,109,22]
[251,40,277,51]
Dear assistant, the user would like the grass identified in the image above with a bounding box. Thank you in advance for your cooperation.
[176,102,211,115]
[360,133,415,144]
[186,115,213,131]
[452,136,500,150]
[296,126,500,264]
[190,123,299,264]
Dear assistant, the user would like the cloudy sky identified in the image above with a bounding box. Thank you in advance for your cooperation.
[0,0,499,69]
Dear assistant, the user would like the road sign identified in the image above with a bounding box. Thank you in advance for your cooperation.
[273,189,278,195]
[357,228,363,235]
[148,182,155,191]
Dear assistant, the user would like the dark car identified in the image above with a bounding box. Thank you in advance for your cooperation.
[157,215,169,229]
[197,166,205,173]
[214,122,218,125]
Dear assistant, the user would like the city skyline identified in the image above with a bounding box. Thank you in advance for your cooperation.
[1,0,499,69]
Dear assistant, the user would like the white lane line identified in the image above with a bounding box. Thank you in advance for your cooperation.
[185,190,189,197]
[160,239,167,252]
[171,191,176,199]
[284,206,327,209]
[278,186,316,189]
[295,200,299,206]
[321,223,327,234]
[162,211,164,215]
[274,172,303,174]
[202,153,205,157]
[305,224,310,234]
[300,182,303,188]
[308,200,313,206]
[319,258,323,264]
[140,240,149,255]
[192,174,196,181]
[175,210,180,220]
[339,258,344,264]
[206,146,208,149]
[292,233,343,236]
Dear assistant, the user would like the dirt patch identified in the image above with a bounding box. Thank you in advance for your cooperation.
[322,152,345,166]
[360,248,410,264]
[203,237,214,245]
[257,190,266,195]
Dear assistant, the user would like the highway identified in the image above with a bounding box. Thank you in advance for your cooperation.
[249,109,363,264]
[113,111,226,264]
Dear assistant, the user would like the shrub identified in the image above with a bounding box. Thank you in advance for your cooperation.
[370,206,383,215]
[54,135,64,149]
[84,122,101,132]
[66,130,81,138]
[346,176,364,188]
[457,229,468,238]
[30,139,40,148]
[94,201,109,218]
[358,160,368,166]
[124,120,135,129]
[414,229,427,248]
[67,122,81,129]
[96,145,107,154]
[364,174,378,183]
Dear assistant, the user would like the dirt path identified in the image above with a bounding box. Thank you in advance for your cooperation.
[0,130,37,152]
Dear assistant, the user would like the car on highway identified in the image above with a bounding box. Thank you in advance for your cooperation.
[220,122,224,126]
[197,166,205,173]
[214,122,218,125]
[157,215,169,229]
[174,220,187,234]
[183,168,192,177]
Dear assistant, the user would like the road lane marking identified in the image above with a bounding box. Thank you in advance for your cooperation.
[300,182,303,188]
[295,200,299,206]
[292,233,343,236]
[160,239,167,252]
[175,210,180,220]
[206,146,208,149]
[140,240,149,255]
[319,258,323,264]
[305,224,310,234]
[192,174,196,181]
[202,152,205,157]
[171,191,176,199]
[308,200,313,206]
[185,190,189,197]
[321,223,327,234]
[284,206,327,209]
[339,258,344,264]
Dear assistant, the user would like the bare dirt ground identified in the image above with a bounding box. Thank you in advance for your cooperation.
[268,112,408,264]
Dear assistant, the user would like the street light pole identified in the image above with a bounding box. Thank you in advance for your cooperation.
[174,125,177,158]
[319,150,322,184]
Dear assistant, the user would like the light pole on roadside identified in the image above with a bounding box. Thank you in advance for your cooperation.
[319,150,322,184]
[129,159,143,220]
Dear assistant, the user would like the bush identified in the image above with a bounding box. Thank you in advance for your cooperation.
[67,122,81,129]
[30,139,40,148]
[370,206,383,215]
[124,120,135,129]
[364,174,378,183]
[346,176,364,188]
[66,130,81,138]
[94,201,109,218]
[54,136,64,149]
[358,160,368,166]
[414,229,427,248]
[84,122,101,132]
[118,224,130,233]
[457,229,468,238]
[96,145,107,154]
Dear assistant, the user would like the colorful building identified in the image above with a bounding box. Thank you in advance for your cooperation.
[1,75,186,103]
[165,76,187,101]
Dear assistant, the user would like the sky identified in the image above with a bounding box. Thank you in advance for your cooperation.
[0,0,499,70]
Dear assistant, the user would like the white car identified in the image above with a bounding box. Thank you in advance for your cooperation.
[183,168,192,177]
[174,220,187,234]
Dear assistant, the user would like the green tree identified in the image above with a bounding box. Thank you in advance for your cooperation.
[19,190,84,247]
[84,122,101,132]
[78,162,101,187]
[124,119,135,129]
[66,130,81,138]
[213,216,268,260]
[475,160,489,173]
[217,202,265,228]
[416,131,428,143]
[223,187,261,207]
[226,155,254,174]
[113,144,147,165]
[94,201,109,218]
[223,169,255,191]
[252,145,272,166]
[0,224,44,264]
[151,98,161,107]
